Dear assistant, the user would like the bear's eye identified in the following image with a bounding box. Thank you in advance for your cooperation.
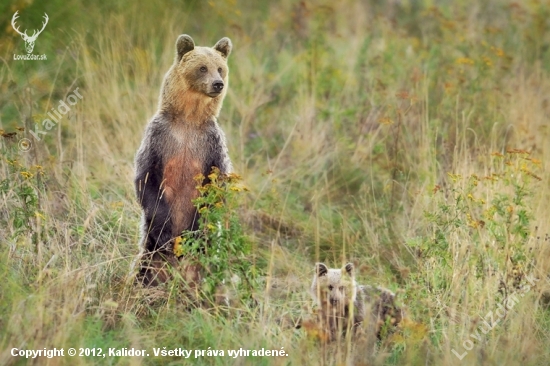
[200,66,207,73]
[218,67,222,74]
[339,286,345,291]
[328,285,334,291]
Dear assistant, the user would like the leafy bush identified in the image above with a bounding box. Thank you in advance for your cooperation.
[174,167,260,304]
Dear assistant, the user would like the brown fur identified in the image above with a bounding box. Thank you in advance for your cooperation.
[160,38,230,123]
[134,35,233,286]
[162,155,202,236]
[360,284,405,339]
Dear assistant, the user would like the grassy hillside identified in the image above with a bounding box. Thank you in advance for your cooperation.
[1,0,549,364]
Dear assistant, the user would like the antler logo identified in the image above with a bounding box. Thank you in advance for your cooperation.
[11,11,49,54]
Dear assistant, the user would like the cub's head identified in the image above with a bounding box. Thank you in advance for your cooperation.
[161,35,232,120]
[311,263,357,309]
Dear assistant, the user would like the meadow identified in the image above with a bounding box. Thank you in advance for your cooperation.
[1,0,550,364]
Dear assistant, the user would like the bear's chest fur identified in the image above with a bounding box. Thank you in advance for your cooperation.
[162,153,201,236]
[160,124,212,236]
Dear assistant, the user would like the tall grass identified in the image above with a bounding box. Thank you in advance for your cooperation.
[1,0,549,365]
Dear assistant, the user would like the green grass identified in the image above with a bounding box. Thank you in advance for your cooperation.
[1,0,550,365]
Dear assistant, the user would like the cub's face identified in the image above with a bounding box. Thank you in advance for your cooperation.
[312,263,356,309]
[172,35,232,98]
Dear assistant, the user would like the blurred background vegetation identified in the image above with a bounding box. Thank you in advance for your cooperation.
[1,0,550,364]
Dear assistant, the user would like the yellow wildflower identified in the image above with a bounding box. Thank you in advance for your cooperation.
[378,117,393,125]
[173,237,185,257]
[491,46,505,57]
[456,57,474,65]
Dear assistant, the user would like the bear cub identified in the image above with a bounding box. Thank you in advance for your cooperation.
[310,263,404,341]
[134,34,233,286]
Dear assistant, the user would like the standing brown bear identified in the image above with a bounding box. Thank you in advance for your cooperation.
[134,35,233,286]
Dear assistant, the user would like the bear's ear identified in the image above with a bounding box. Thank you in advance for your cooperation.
[344,263,354,276]
[176,34,195,61]
[213,37,232,59]
[315,263,328,277]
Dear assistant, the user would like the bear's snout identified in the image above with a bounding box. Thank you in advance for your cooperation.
[212,81,224,92]
[206,80,224,97]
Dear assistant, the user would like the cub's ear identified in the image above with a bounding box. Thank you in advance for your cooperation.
[213,37,232,58]
[176,34,195,61]
[344,263,354,276]
[315,263,328,277]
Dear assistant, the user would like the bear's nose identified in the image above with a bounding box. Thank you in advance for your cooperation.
[213,81,224,92]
